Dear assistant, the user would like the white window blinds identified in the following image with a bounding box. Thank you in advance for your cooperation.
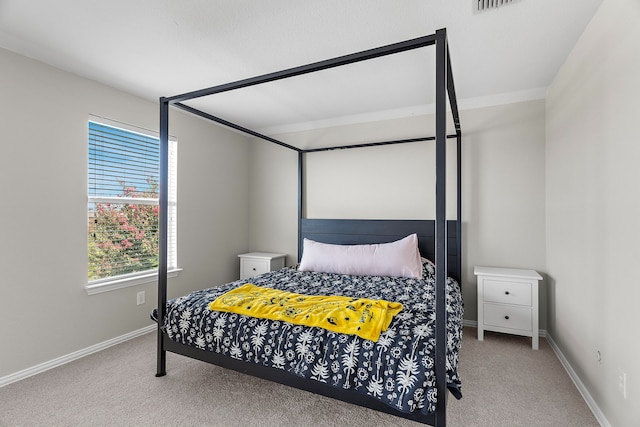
[88,120,177,282]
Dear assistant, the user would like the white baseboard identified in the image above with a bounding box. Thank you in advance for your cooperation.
[0,324,156,388]
[463,319,478,328]
[545,333,610,427]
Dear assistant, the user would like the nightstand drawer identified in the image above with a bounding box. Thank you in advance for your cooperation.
[483,303,532,332]
[483,280,532,306]
[241,259,270,278]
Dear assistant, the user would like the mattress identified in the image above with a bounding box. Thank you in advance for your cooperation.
[153,260,463,416]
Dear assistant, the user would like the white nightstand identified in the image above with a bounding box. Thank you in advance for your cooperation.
[474,266,542,350]
[238,252,286,279]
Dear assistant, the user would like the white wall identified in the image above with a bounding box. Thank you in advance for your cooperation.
[249,100,547,326]
[0,47,251,378]
[546,0,640,425]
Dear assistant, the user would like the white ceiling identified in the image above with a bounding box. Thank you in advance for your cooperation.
[0,0,603,134]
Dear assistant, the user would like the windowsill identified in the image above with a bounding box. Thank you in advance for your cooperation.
[85,268,182,295]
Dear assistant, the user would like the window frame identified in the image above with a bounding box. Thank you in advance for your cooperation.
[85,116,180,295]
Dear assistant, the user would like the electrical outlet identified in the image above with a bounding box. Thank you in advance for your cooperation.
[618,370,627,399]
[136,291,145,306]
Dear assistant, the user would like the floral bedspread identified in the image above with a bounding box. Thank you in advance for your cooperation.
[155,260,463,415]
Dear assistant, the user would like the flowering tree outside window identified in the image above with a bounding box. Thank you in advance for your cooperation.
[88,179,159,280]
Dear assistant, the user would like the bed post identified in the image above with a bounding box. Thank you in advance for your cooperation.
[298,151,304,262]
[456,133,462,285]
[156,97,169,377]
[434,28,448,427]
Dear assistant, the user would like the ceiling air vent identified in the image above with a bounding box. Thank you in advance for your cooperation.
[474,0,518,13]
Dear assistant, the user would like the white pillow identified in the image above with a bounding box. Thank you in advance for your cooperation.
[298,234,422,279]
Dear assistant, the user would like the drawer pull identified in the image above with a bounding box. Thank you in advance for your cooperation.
[504,291,510,295]
[504,315,510,320]
[252,267,257,271]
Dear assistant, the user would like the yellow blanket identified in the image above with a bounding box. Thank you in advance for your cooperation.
[208,283,403,342]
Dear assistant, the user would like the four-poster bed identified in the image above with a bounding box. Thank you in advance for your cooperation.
[154,28,463,426]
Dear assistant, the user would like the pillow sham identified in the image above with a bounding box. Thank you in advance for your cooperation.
[298,234,422,279]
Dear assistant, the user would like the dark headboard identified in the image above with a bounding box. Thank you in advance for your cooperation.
[299,219,460,283]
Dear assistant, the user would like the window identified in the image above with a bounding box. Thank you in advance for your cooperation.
[87,118,177,294]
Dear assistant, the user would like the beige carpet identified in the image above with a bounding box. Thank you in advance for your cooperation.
[0,327,599,427]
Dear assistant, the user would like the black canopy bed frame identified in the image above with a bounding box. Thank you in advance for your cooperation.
[156,28,462,426]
